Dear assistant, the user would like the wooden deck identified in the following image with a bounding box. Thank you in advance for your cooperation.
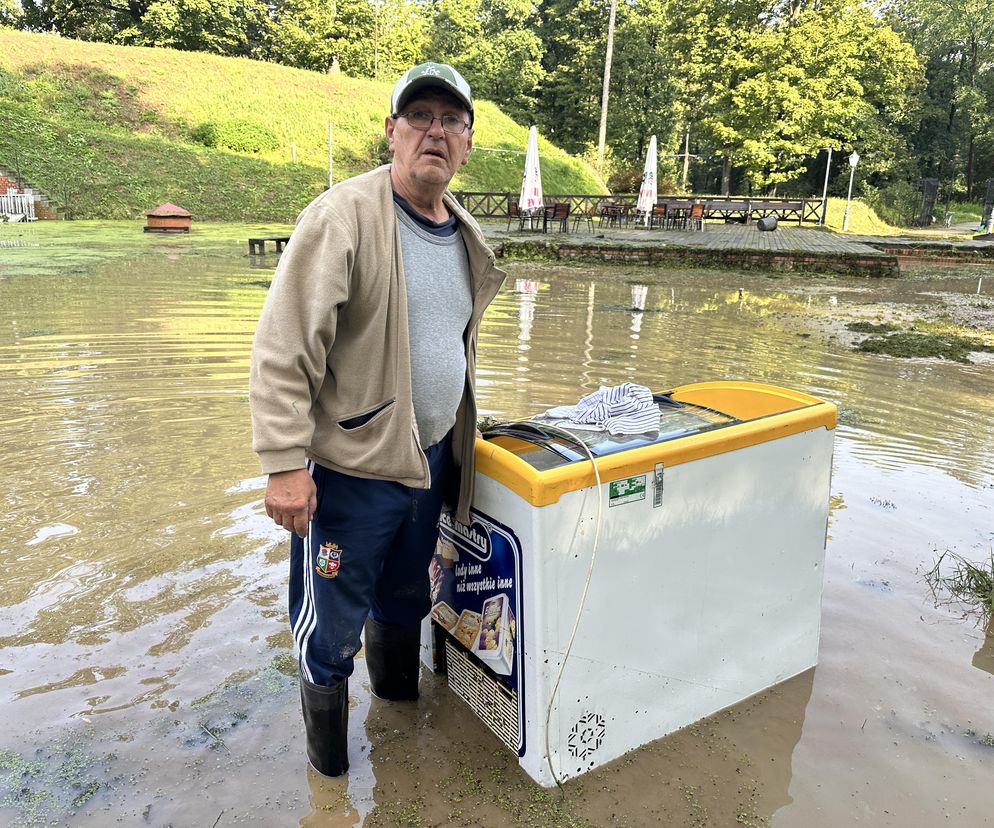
[238,221,994,276]
[490,223,901,276]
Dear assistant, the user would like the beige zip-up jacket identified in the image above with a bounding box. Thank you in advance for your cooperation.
[249,165,505,524]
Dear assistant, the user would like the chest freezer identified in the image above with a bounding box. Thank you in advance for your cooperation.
[422,380,836,787]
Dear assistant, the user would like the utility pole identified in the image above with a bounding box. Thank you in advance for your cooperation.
[328,122,334,189]
[842,151,860,232]
[681,129,691,191]
[597,0,618,173]
[819,146,833,226]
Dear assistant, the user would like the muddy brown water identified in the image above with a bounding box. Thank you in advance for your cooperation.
[1,237,992,827]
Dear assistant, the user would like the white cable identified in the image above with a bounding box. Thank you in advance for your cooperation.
[518,420,604,791]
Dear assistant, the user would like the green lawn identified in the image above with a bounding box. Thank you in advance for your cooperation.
[0,30,605,222]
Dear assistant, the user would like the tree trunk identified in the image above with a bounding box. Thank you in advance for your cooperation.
[721,155,731,196]
[947,48,965,133]
[681,129,690,192]
[127,0,150,27]
[967,135,975,199]
[967,38,978,199]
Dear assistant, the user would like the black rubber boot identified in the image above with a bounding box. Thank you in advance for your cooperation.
[299,674,349,777]
[363,617,422,701]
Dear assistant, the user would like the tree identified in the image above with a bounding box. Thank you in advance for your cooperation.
[606,0,680,184]
[428,0,543,123]
[536,0,615,154]
[364,0,431,79]
[887,0,994,196]
[0,0,23,27]
[118,0,270,55]
[18,0,150,40]
[261,0,342,72]
[667,0,919,193]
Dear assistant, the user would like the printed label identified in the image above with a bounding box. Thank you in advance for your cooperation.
[609,475,646,507]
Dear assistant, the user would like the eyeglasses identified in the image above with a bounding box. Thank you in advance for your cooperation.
[397,110,470,135]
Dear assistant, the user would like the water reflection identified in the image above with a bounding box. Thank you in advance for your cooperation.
[326,667,815,826]
[973,618,994,676]
[514,278,538,349]
[301,767,361,828]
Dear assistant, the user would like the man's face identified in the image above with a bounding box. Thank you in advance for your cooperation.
[385,91,473,194]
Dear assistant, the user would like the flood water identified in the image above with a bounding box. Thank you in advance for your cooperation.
[1,227,993,827]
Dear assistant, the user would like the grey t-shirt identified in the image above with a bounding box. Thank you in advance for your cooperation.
[395,206,474,449]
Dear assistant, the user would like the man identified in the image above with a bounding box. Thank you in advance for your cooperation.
[249,63,505,777]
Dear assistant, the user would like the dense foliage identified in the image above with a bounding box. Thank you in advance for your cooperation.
[190,119,281,153]
[4,0,994,209]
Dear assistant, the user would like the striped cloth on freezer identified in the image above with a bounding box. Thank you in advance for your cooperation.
[542,383,661,435]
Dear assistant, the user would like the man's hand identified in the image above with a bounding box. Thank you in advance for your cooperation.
[265,469,317,539]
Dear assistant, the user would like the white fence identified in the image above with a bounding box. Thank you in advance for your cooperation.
[0,189,37,221]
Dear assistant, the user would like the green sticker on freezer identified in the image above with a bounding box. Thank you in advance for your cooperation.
[609,475,646,506]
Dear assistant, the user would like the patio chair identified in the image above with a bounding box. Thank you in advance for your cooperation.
[668,202,694,230]
[649,204,667,229]
[687,202,705,232]
[571,203,595,233]
[599,202,627,228]
[506,200,525,231]
[548,202,570,233]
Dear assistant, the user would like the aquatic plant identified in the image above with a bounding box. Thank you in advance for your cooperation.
[845,321,899,333]
[855,332,994,363]
[925,550,994,621]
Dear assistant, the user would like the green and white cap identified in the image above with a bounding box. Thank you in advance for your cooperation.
[391,62,474,125]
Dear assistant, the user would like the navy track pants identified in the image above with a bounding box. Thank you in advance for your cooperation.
[289,436,453,687]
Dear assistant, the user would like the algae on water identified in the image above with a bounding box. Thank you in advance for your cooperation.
[854,331,994,363]
[0,744,103,828]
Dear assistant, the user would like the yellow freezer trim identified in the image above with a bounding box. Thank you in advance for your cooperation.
[475,381,837,507]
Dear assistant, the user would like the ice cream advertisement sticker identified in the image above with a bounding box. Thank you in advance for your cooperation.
[431,509,525,747]
[609,475,646,507]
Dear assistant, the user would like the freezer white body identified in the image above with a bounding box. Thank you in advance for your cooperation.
[423,384,835,787]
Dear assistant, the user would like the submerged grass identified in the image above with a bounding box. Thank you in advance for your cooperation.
[846,321,900,334]
[925,550,994,622]
[854,332,987,362]
[853,320,994,362]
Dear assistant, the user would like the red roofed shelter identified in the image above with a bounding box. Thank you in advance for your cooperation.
[145,202,192,233]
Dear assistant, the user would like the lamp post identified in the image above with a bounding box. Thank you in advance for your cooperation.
[819,146,833,226]
[818,147,832,227]
[842,150,860,232]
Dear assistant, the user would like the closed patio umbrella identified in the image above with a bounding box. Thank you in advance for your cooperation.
[519,125,544,224]
[636,135,657,226]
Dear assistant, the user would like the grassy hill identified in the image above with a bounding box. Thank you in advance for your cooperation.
[0,29,606,221]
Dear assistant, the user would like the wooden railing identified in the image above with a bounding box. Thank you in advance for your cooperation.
[0,189,37,221]
[451,192,826,224]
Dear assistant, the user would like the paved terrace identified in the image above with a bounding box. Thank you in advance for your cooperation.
[483,222,994,276]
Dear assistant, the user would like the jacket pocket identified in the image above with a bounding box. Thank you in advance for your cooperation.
[337,398,396,432]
